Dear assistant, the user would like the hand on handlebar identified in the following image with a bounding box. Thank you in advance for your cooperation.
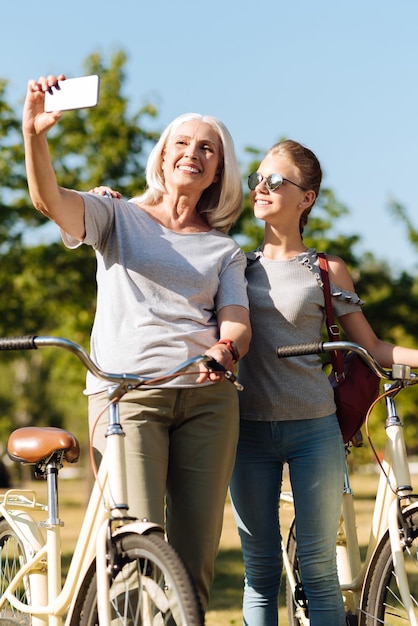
[196,343,235,385]
[196,356,243,391]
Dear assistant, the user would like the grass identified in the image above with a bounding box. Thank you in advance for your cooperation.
[11,469,381,626]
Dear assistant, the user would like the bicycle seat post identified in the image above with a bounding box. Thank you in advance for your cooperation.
[41,458,64,528]
[38,454,64,603]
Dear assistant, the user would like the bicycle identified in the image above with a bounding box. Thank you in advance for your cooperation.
[276,339,418,626]
[0,334,240,626]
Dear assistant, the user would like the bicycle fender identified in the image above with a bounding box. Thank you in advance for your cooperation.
[0,509,45,554]
[400,500,418,516]
[112,520,164,538]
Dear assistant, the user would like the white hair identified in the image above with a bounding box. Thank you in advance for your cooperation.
[131,113,243,233]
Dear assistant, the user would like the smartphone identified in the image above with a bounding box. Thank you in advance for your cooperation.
[44,75,100,112]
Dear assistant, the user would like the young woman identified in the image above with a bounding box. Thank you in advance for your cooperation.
[22,74,251,611]
[229,139,418,626]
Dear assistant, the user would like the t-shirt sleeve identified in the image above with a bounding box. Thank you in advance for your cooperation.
[331,281,364,317]
[60,192,114,250]
[215,247,249,311]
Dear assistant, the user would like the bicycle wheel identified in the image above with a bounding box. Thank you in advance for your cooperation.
[363,504,418,626]
[285,519,309,626]
[76,531,204,626]
[0,518,31,625]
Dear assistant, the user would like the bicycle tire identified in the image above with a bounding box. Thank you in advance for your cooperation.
[0,518,31,625]
[363,504,418,626]
[75,530,204,626]
[285,519,309,625]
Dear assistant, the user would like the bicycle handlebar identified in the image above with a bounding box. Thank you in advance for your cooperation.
[277,340,416,382]
[0,335,243,390]
[0,336,38,351]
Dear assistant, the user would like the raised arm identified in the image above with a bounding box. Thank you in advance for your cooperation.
[22,74,86,240]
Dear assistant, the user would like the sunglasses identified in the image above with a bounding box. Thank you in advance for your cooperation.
[247,172,307,192]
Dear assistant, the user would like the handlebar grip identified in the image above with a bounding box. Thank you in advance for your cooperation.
[277,342,324,358]
[0,336,38,351]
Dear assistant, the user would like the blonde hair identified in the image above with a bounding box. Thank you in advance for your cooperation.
[131,113,243,233]
[267,140,322,234]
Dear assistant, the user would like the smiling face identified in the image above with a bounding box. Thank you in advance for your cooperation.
[251,153,308,227]
[161,120,222,195]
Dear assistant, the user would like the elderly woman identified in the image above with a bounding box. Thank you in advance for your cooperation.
[23,74,251,611]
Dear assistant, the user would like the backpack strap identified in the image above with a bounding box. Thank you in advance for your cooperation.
[317,252,345,381]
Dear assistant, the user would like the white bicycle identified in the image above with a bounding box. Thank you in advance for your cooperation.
[277,339,418,626]
[0,335,238,625]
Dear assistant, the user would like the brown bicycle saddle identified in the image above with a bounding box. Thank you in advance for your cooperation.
[8,426,80,465]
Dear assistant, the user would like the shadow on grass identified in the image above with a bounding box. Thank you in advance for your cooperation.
[209,548,244,611]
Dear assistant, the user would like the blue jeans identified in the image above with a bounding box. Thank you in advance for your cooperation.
[230,415,346,626]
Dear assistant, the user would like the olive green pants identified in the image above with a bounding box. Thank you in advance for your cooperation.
[88,381,239,611]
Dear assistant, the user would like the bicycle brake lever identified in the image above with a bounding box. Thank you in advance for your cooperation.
[205,357,244,391]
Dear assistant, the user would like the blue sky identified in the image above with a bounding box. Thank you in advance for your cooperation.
[3,0,418,274]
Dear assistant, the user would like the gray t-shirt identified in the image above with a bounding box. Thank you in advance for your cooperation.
[61,193,249,393]
[238,248,364,421]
